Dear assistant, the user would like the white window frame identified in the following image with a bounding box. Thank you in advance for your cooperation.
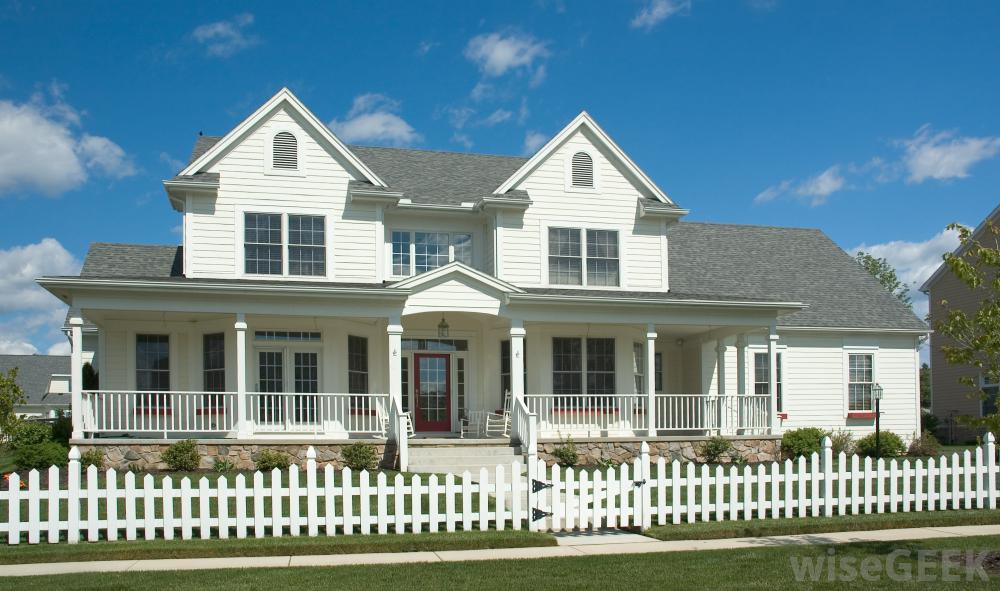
[263,127,306,177]
[564,148,600,193]
[542,224,624,288]
[252,332,324,393]
[388,229,474,278]
[843,346,878,415]
[235,206,333,280]
[550,336,617,396]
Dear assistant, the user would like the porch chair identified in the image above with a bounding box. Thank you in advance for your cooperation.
[378,403,415,439]
[484,390,512,438]
[459,411,484,439]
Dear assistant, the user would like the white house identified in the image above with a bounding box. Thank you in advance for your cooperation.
[37,88,926,469]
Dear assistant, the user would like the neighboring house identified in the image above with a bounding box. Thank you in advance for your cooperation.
[36,88,925,467]
[0,355,71,418]
[921,204,1000,443]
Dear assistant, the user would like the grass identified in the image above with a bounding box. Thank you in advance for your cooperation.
[646,508,1000,541]
[0,529,555,565]
[4,534,1000,590]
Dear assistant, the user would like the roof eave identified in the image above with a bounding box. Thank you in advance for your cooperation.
[476,195,532,211]
[507,292,807,312]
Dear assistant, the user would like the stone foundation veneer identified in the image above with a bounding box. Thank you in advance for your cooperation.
[74,440,394,471]
[536,436,781,466]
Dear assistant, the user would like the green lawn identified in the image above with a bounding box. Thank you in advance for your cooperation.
[0,529,555,565]
[4,534,999,590]
[646,508,1000,540]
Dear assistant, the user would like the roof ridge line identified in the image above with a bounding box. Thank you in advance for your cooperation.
[349,144,528,160]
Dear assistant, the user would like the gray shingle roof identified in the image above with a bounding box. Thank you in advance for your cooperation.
[80,243,183,278]
[188,135,223,165]
[668,222,927,330]
[0,355,70,408]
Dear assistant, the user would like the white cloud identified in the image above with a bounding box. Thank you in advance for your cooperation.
[451,133,473,149]
[630,0,691,31]
[0,87,134,196]
[850,227,962,322]
[416,40,439,56]
[192,13,259,58]
[0,238,80,356]
[464,32,549,78]
[482,109,512,126]
[159,151,185,172]
[328,93,422,146]
[443,106,475,130]
[529,64,547,88]
[470,81,494,102]
[523,131,547,155]
[900,125,1000,183]
[795,165,845,206]
[753,179,791,204]
[518,98,530,124]
[47,340,70,355]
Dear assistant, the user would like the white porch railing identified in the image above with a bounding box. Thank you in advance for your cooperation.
[80,391,238,436]
[246,393,388,436]
[524,394,649,437]
[511,396,537,452]
[387,396,409,471]
[654,393,772,434]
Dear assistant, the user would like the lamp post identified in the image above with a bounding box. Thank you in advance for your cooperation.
[873,383,884,459]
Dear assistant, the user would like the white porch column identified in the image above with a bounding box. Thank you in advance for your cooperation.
[235,313,250,438]
[768,324,779,433]
[387,315,404,409]
[716,339,727,435]
[646,324,657,435]
[736,335,747,396]
[69,316,84,439]
[510,319,525,404]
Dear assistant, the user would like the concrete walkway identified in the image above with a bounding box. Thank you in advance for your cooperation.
[3,525,1000,578]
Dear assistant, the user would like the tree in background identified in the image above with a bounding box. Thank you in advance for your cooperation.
[920,362,931,408]
[855,251,913,307]
[934,222,1000,434]
[0,368,27,444]
[82,362,99,390]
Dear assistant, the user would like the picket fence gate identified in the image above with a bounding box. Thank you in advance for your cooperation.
[1,434,997,544]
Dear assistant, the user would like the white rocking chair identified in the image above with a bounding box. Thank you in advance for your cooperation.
[484,390,512,438]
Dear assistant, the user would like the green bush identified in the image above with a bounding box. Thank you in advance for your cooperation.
[828,430,855,456]
[80,449,105,469]
[855,431,906,458]
[14,442,69,470]
[51,413,72,446]
[906,431,942,457]
[343,443,379,471]
[552,436,578,467]
[781,427,827,459]
[595,457,620,471]
[8,421,53,450]
[699,436,732,463]
[921,410,941,435]
[213,459,236,473]
[255,449,291,472]
[162,439,200,471]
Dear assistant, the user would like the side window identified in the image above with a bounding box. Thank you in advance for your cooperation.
[848,353,873,412]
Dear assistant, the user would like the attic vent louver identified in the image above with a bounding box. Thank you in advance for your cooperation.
[571,152,594,188]
[273,131,298,170]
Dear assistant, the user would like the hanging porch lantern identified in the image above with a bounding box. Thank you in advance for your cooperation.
[437,316,450,338]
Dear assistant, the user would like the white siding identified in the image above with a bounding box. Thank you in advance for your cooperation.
[500,129,665,290]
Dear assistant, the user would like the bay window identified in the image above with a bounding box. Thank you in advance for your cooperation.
[548,227,620,286]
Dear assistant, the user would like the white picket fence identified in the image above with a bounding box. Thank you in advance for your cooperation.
[1,434,997,544]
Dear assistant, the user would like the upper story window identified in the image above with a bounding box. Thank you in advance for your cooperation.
[571,152,594,188]
[548,227,620,287]
[244,212,326,277]
[272,131,298,170]
[391,230,473,276]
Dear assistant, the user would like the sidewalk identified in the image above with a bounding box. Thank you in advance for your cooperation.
[3,525,1000,578]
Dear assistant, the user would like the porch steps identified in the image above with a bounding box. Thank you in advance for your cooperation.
[406,441,525,479]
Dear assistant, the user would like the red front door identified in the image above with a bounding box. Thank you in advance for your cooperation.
[414,353,451,432]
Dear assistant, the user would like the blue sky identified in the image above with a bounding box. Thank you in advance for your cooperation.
[1,0,999,356]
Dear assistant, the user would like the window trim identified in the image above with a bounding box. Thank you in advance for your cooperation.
[843,347,878,417]
[550,336,617,402]
[388,229,475,278]
[543,225,623,288]
[135,334,171,414]
[235,206,333,280]
[563,148,600,193]
[752,350,784,412]
[264,127,306,177]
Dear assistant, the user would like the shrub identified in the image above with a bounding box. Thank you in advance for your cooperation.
[699,436,732,463]
[213,459,236,473]
[14,442,68,470]
[855,431,906,458]
[343,443,379,471]
[80,449,105,469]
[255,449,291,472]
[907,431,941,457]
[828,430,855,456]
[8,421,52,450]
[595,457,620,471]
[552,436,578,467]
[50,413,72,446]
[162,439,200,471]
[781,427,827,459]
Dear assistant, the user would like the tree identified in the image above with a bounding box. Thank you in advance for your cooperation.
[0,368,27,445]
[933,221,1000,434]
[855,251,912,307]
[920,362,931,408]
[82,362,99,390]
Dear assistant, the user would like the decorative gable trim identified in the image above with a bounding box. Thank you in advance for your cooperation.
[178,88,387,187]
[494,111,674,204]
[389,261,525,294]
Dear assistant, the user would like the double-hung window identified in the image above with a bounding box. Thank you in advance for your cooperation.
[391,230,473,276]
[551,337,616,408]
[633,343,645,394]
[348,335,369,411]
[548,228,620,286]
[202,333,226,410]
[244,213,326,277]
[136,334,170,412]
[753,352,784,412]
[848,353,874,412]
